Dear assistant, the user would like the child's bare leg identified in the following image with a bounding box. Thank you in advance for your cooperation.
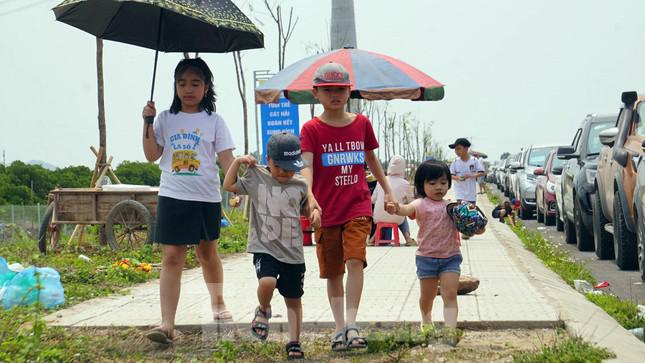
[257,277,277,311]
[438,272,459,329]
[345,259,364,324]
[285,297,302,343]
[159,244,187,334]
[327,275,345,332]
[419,278,439,326]
[196,240,228,316]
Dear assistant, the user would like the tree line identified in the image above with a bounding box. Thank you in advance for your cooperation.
[0,161,161,205]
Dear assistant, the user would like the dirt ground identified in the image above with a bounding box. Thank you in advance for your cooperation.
[69,327,562,362]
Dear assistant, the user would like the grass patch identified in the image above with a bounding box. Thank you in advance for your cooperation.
[586,293,645,330]
[485,190,645,337]
[512,335,615,362]
[510,222,596,286]
[0,209,248,361]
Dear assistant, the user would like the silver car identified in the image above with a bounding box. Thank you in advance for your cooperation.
[511,145,558,219]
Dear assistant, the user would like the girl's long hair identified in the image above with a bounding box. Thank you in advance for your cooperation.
[170,58,216,114]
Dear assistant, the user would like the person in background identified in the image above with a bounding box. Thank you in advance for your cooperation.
[370,155,416,246]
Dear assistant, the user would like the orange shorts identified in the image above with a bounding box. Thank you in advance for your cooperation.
[314,216,371,278]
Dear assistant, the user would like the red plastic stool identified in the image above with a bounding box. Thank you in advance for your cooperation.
[300,216,313,246]
[374,222,400,246]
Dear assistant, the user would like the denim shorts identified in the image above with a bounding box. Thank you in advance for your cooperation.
[415,254,463,279]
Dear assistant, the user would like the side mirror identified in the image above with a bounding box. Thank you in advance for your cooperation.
[613,148,629,167]
[509,161,523,170]
[556,145,577,160]
[533,167,545,176]
[557,145,580,160]
[599,127,619,147]
[552,166,563,175]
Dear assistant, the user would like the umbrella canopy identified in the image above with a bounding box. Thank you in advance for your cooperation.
[255,47,444,104]
[53,0,264,53]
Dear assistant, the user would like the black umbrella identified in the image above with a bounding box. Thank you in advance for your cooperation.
[53,0,264,122]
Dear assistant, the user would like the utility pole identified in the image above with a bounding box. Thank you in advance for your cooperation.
[330,0,359,112]
[330,0,357,49]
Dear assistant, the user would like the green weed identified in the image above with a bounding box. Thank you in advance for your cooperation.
[512,335,614,362]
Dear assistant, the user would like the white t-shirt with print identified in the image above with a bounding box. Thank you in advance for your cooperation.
[449,156,484,202]
[153,110,235,203]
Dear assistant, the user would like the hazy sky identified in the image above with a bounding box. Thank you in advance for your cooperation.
[1,0,644,168]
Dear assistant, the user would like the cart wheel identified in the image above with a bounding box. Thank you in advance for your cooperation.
[38,203,59,254]
[105,200,154,251]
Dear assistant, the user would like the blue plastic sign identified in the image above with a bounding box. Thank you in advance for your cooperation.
[260,97,299,163]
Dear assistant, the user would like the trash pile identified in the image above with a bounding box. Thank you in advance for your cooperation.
[574,279,645,342]
[0,256,65,309]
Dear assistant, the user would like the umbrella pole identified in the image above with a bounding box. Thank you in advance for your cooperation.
[145,9,164,138]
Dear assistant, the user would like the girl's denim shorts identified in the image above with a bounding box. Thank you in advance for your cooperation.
[415,254,462,279]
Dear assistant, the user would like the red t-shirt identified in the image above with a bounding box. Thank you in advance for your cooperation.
[300,114,379,227]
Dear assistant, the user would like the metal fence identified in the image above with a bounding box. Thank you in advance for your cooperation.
[0,204,45,242]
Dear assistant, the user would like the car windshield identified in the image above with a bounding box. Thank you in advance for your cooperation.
[551,154,565,171]
[587,121,614,155]
[527,147,553,167]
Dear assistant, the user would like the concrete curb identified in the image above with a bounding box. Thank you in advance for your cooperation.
[480,195,645,362]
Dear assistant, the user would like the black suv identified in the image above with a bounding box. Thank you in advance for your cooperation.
[557,114,616,252]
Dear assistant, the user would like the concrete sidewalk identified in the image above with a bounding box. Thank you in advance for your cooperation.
[45,193,645,361]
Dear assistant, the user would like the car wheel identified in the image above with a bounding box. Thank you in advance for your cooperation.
[563,201,576,244]
[574,197,594,251]
[536,200,544,223]
[555,205,564,231]
[545,210,556,226]
[613,191,638,270]
[520,202,532,220]
[592,192,614,259]
[636,210,645,282]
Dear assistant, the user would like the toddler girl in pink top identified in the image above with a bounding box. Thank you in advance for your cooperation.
[386,160,461,332]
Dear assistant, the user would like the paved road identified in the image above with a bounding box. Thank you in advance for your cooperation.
[488,184,645,305]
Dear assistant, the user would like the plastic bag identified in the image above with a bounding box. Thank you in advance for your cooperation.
[0,256,16,287]
[0,266,65,309]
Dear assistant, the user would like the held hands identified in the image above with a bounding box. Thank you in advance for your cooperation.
[385,201,400,215]
[236,155,256,167]
[308,196,322,229]
[142,101,156,121]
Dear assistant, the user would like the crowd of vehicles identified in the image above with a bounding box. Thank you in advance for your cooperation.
[489,91,645,281]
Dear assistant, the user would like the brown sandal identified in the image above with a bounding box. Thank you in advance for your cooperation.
[145,327,174,344]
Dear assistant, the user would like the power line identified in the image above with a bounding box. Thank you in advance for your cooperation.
[0,0,50,18]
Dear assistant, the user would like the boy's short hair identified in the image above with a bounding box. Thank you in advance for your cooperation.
[414,160,452,197]
[313,62,352,87]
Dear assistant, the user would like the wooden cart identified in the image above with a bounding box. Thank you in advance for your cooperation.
[38,187,158,253]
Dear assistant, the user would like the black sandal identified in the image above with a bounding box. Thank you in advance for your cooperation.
[286,341,305,360]
[345,323,368,349]
[250,306,271,341]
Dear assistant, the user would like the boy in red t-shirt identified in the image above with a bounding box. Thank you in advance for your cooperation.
[300,62,393,352]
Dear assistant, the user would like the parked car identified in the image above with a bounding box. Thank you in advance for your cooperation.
[559,114,615,252]
[535,148,566,226]
[554,159,565,232]
[595,92,643,270]
[496,159,509,191]
[505,153,521,198]
[511,145,556,219]
[634,138,645,280]
[508,153,520,198]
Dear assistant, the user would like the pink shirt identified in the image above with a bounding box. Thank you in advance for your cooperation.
[300,114,379,227]
[412,198,461,258]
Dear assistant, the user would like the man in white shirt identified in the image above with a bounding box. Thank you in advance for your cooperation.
[449,138,484,239]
